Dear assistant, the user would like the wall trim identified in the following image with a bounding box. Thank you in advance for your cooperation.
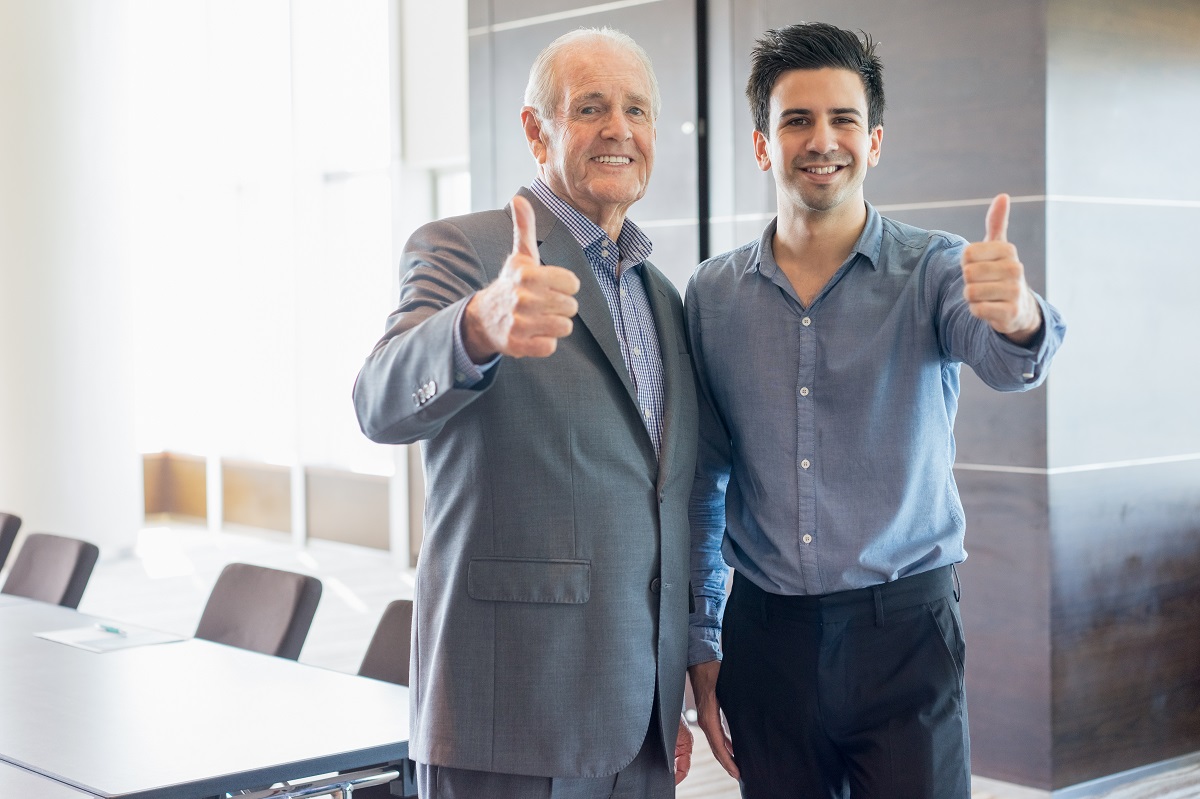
[1053,750,1200,798]
[955,452,1200,476]
[468,0,664,36]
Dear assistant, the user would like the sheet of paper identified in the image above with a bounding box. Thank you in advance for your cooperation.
[36,623,185,653]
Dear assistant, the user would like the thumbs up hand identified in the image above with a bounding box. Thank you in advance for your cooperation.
[462,195,581,361]
[960,194,1043,346]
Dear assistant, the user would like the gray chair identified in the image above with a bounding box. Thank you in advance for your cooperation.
[350,598,415,797]
[0,532,99,608]
[358,599,413,686]
[0,512,21,572]
[194,562,322,660]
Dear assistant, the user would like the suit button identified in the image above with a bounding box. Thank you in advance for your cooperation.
[650,577,661,594]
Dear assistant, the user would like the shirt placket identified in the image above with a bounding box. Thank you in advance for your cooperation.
[795,305,821,592]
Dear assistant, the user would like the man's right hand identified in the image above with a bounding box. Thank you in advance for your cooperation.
[462,195,581,362]
[689,660,739,780]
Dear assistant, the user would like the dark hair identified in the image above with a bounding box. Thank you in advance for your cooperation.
[746,23,884,135]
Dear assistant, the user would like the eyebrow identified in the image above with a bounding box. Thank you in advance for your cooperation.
[572,90,652,107]
[780,107,864,118]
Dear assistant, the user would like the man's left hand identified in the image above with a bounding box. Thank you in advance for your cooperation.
[674,714,694,785]
[961,193,1043,346]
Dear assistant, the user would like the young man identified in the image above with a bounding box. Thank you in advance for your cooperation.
[686,22,1065,798]
[355,28,696,799]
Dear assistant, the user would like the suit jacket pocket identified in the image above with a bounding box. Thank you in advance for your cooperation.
[467,557,591,604]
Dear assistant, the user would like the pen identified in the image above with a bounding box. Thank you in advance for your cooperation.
[94,623,127,637]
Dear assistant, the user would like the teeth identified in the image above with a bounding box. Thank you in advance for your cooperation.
[595,156,631,164]
[806,166,838,174]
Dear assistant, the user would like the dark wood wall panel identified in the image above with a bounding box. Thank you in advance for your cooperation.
[957,469,1053,787]
[1050,461,1200,787]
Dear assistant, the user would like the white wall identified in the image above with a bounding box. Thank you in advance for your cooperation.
[0,0,142,552]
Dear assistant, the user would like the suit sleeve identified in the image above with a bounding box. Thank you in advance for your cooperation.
[353,218,501,445]
[685,273,732,667]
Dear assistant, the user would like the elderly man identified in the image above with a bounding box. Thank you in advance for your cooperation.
[354,27,697,799]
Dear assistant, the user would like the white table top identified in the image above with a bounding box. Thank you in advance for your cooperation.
[0,598,410,798]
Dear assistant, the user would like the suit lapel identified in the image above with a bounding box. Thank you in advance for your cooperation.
[643,266,683,487]
[516,188,640,411]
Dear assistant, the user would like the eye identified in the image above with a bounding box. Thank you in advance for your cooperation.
[580,106,599,115]
[785,117,809,126]
[628,106,645,116]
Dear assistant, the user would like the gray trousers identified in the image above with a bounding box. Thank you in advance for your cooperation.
[416,706,673,799]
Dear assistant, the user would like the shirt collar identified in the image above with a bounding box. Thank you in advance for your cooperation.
[752,201,884,275]
[529,179,653,268]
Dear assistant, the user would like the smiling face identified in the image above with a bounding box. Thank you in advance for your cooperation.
[523,38,656,238]
[754,67,883,219]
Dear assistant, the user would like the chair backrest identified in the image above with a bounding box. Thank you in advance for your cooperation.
[0,533,99,608]
[358,599,413,686]
[0,512,21,572]
[194,563,322,660]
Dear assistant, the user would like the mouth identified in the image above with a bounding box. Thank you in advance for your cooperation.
[801,164,844,175]
[593,155,633,165]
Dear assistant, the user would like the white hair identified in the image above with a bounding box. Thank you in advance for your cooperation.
[523,27,661,122]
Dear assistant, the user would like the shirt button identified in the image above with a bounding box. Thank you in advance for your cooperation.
[801,459,811,469]
[620,287,628,298]
[643,406,650,418]
[799,387,809,397]
[633,346,642,357]
[802,534,813,544]
[601,248,610,258]
[802,317,812,327]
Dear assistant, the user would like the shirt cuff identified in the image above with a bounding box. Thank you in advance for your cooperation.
[688,626,722,667]
[452,302,500,388]
[688,593,725,667]
[991,294,1057,383]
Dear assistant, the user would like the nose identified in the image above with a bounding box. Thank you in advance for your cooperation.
[600,109,632,141]
[806,119,837,154]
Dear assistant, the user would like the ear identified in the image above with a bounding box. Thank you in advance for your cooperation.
[867,125,883,167]
[522,107,548,164]
[752,128,771,172]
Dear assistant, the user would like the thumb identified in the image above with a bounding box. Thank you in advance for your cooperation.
[510,195,540,260]
[984,193,1010,243]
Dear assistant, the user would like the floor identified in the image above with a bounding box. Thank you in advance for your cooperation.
[53,522,1192,799]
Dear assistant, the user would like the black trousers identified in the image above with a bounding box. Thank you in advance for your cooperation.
[717,567,970,799]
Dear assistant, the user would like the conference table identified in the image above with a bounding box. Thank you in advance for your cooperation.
[1,759,98,797]
[0,597,413,798]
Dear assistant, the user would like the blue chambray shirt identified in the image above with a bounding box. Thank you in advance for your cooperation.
[453,180,664,458]
[686,203,1066,666]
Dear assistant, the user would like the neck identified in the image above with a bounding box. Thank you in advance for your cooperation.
[774,197,867,265]
[591,208,628,242]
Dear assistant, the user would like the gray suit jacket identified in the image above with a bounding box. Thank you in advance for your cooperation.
[353,188,698,778]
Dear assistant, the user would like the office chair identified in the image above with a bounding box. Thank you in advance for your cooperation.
[347,599,415,798]
[358,599,413,686]
[0,512,21,572]
[194,562,322,660]
[0,532,100,608]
